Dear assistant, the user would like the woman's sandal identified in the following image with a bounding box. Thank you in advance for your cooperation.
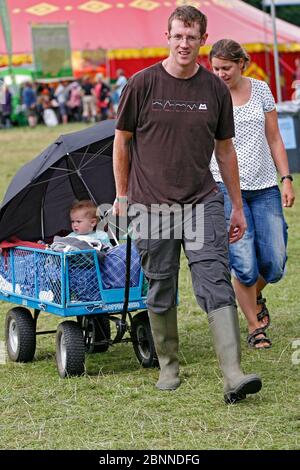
[257,293,270,330]
[247,327,272,349]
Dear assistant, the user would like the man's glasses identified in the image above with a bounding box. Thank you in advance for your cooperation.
[168,34,202,44]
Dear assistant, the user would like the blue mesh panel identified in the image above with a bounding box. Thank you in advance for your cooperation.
[14,250,35,297]
[36,252,62,303]
[68,252,101,302]
[0,251,13,291]
[0,249,62,303]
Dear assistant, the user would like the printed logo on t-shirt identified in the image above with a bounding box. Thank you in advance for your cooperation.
[152,99,207,112]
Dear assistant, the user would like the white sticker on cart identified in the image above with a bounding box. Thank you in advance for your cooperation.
[102,302,142,312]
[128,302,142,309]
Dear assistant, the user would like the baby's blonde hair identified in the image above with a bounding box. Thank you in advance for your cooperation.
[70,200,99,222]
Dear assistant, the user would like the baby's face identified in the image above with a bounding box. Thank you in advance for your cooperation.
[70,209,96,235]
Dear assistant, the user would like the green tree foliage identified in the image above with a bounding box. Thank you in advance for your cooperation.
[242,0,300,27]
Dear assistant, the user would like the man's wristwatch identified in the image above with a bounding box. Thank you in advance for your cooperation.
[280,175,293,183]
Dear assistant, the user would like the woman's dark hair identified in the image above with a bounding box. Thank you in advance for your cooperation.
[168,6,207,36]
[209,39,250,71]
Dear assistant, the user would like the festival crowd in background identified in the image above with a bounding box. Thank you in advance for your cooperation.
[0,69,127,129]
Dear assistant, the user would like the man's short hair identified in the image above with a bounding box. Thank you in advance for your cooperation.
[168,5,207,36]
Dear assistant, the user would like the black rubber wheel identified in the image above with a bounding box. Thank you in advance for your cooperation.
[131,311,158,368]
[5,307,36,362]
[56,321,85,378]
[79,316,111,353]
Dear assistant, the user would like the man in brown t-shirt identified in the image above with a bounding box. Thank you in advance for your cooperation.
[113,6,262,404]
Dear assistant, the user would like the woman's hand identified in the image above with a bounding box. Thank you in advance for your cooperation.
[282,180,295,208]
[229,207,247,244]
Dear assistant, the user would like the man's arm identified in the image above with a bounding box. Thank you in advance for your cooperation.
[113,129,133,215]
[214,138,246,243]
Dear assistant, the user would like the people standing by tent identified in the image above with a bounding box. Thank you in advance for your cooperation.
[111,69,127,116]
[66,81,82,122]
[22,82,37,128]
[113,5,262,404]
[294,58,300,81]
[293,58,300,100]
[209,39,295,349]
[0,84,12,128]
[54,81,68,124]
[81,76,97,123]
[94,73,111,121]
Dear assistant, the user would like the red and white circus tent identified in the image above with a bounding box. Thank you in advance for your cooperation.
[1,0,300,99]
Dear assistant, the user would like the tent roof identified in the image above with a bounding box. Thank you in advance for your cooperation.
[1,0,300,55]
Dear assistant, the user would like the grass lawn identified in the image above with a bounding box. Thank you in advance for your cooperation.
[0,124,299,450]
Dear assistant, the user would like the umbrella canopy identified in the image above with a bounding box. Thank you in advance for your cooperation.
[0,119,116,242]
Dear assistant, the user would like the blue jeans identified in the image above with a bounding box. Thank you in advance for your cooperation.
[218,183,288,287]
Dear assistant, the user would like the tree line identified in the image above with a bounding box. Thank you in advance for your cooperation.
[243,0,300,27]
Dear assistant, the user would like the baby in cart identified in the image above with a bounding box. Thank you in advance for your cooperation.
[0,199,141,303]
[50,200,112,255]
[50,199,141,291]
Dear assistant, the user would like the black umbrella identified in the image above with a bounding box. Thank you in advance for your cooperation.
[0,120,116,242]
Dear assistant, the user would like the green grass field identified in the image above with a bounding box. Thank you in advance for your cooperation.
[0,124,299,450]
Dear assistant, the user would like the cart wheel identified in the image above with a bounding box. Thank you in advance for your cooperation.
[80,316,111,354]
[131,311,159,368]
[56,321,85,378]
[5,307,36,362]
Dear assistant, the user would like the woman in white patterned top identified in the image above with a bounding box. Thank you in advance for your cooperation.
[209,39,295,349]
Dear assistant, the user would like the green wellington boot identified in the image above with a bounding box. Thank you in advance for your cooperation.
[148,307,181,391]
[208,305,262,404]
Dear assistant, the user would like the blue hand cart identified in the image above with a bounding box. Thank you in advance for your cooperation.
[0,121,158,377]
[0,236,158,378]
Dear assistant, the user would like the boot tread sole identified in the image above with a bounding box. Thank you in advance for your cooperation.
[224,376,262,404]
[156,380,181,391]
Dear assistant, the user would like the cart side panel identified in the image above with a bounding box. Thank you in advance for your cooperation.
[0,247,63,306]
[0,246,149,317]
